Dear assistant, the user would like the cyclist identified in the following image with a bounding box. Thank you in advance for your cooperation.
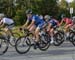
[44,15,59,44]
[60,16,73,30]
[23,9,45,45]
[0,13,14,36]
[59,16,73,36]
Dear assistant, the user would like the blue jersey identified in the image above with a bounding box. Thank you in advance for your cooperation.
[49,19,58,26]
[27,15,44,25]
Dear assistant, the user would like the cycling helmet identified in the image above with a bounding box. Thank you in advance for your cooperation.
[61,14,66,19]
[0,13,4,18]
[44,15,50,20]
[26,9,32,14]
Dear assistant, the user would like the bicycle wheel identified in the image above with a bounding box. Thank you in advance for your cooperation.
[9,33,20,47]
[69,31,75,46]
[15,36,31,54]
[38,34,50,51]
[0,38,8,55]
[53,31,64,46]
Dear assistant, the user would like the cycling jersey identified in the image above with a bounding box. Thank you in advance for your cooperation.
[63,18,72,24]
[1,17,14,25]
[49,19,58,27]
[27,15,44,24]
[1,17,14,29]
[27,15,45,29]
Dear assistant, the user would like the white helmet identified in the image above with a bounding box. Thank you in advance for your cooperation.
[44,15,50,20]
[0,13,5,18]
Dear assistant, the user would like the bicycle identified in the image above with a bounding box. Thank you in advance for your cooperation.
[53,26,75,46]
[0,30,8,55]
[15,28,50,54]
[0,28,20,47]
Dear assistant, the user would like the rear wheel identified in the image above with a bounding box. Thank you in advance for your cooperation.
[38,34,50,51]
[69,31,75,46]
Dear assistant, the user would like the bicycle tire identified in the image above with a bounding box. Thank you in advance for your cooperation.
[0,38,8,55]
[69,31,75,46]
[38,34,50,51]
[53,31,64,46]
[15,36,31,54]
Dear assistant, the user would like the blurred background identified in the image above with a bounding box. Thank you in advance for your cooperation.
[0,0,75,26]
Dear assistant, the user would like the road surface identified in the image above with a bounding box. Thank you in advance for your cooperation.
[0,42,75,60]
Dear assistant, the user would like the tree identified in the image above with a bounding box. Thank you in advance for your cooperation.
[58,0,70,18]
[70,0,75,15]
[0,0,60,25]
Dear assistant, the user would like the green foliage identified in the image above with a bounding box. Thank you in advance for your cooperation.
[13,9,26,26]
[0,0,75,25]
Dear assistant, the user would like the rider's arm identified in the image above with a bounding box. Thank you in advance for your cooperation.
[64,23,67,27]
[27,20,35,29]
[22,20,29,28]
[47,23,51,32]
[43,22,48,28]
[59,19,64,26]
[0,21,4,28]
[27,16,36,29]
[42,22,47,28]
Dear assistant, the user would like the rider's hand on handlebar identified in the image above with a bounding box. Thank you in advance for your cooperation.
[19,27,23,31]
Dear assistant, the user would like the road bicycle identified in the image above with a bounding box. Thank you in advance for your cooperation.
[15,28,50,54]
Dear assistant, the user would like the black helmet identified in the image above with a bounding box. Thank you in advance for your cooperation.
[61,14,66,18]
[26,9,32,14]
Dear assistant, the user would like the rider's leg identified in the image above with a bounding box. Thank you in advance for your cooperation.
[5,25,14,36]
[35,27,40,43]
[50,28,54,43]
[29,25,36,40]
[34,23,44,43]
[4,28,11,36]
[65,24,72,37]
[3,28,11,39]
[29,24,36,34]
[47,24,50,32]
[47,23,54,43]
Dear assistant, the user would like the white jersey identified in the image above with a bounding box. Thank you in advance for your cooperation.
[2,17,14,25]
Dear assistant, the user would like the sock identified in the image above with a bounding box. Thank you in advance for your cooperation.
[66,32,69,37]
[51,36,54,41]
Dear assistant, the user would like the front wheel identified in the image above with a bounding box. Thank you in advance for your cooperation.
[69,31,75,46]
[15,36,31,54]
[0,38,8,55]
[53,31,64,46]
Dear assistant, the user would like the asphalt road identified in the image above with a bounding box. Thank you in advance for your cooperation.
[0,42,75,60]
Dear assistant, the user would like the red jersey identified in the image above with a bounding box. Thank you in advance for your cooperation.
[63,18,72,24]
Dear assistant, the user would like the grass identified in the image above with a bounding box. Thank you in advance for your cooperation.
[0,26,25,38]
